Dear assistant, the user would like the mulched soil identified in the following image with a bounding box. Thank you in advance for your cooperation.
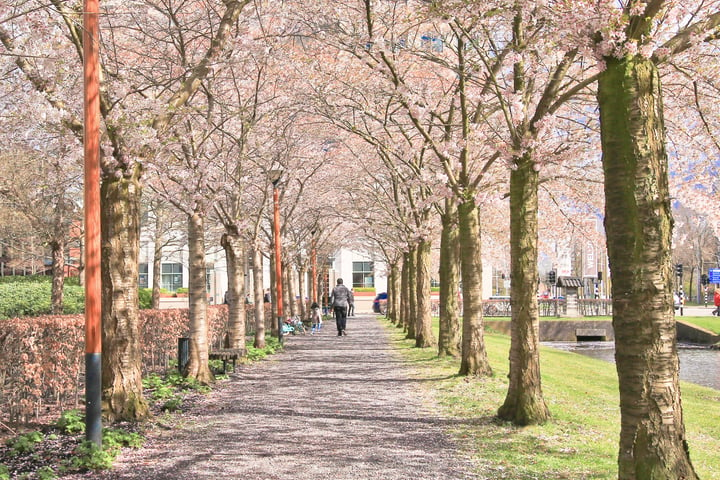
[8,314,481,479]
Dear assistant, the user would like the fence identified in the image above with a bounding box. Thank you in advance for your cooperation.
[0,302,293,426]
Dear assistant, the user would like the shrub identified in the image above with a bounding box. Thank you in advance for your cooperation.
[0,282,84,319]
[6,431,44,455]
[55,409,85,434]
[138,288,153,309]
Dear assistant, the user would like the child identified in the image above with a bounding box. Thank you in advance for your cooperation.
[310,301,322,334]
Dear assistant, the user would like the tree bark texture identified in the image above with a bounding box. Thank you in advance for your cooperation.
[599,55,697,480]
[438,198,461,358]
[389,260,401,325]
[415,238,436,348]
[252,246,266,349]
[151,212,163,309]
[50,238,64,315]
[457,199,492,376]
[497,154,549,425]
[405,244,417,340]
[283,262,294,318]
[298,265,307,319]
[185,212,214,384]
[399,251,410,331]
[269,250,278,336]
[100,169,149,421]
[221,230,246,349]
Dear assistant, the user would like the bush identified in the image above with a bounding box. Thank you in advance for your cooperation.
[138,288,153,309]
[0,275,80,286]
[352,287,375,293]
[0,282,84,319]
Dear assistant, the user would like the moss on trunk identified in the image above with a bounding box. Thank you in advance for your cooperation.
[457,198,492,377]
[599,55,697,480]
[100,167,149,422]
[497,153,549,425]
[438,198,461,358]
[415,238,436,348]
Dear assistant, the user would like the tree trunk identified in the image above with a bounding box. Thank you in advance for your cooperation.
[415,238,435,348]
[298,264,307,319]
[151,211,163,309]
[399,251,410,330]
[405,244,417,340]
[457,198,492,376]
[438,198,461,357]
[269,250,278,336]
[221,229,246,349]
[50,238,65,315]
[388,260,401,325]
[599,55,697,480]
[185,211,214,384]
[100,169,149,422]
[252,245,266,349]
[284,262,295,318]
[497,153,549,425]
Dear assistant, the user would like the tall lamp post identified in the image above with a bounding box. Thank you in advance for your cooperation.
[269,170,284,343]
[83,0,102,446]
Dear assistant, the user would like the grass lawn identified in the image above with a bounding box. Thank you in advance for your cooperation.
[384,319,720,479]
[681,316,720,334]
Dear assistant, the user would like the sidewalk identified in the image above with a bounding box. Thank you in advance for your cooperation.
[83,315,479,479]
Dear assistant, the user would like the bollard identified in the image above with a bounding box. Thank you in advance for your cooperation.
[178,337,190,373]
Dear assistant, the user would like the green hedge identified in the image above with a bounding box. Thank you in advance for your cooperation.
[352,287,375,293]
[0,282,84,319]
[0,275,80,286]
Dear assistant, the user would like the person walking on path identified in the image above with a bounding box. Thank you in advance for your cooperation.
[330,277,351,336]
[713,288,720,316]
[86,315,479,480]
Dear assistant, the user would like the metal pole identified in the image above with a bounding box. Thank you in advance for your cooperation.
[83,0,102,447]
[273,183,284,344]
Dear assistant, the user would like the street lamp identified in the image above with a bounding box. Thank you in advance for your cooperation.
[269,169,284,343]
[83,0,102,447]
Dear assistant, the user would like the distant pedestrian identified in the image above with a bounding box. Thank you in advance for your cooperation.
[330,278,351,336]
[310,301,322,334]
[713,289,720,316]
[263,289,271,303]
[348,288,355,317]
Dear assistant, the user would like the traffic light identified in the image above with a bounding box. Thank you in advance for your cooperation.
[675,264,683,277]
[701,273,709,285]
[548,270,556,284]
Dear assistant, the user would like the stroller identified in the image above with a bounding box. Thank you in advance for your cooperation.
[284,315,306,335]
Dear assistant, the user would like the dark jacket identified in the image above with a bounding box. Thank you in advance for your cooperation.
[330,284,351,308]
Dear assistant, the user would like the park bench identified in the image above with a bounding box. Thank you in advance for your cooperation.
[208,348,246,374]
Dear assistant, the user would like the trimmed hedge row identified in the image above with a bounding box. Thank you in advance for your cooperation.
[0,282,85,319]
[0,306,230,425]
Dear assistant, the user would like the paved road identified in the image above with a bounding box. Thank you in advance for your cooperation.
[83,315,479,480]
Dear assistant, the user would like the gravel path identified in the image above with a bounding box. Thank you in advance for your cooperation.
[83,314,479,479]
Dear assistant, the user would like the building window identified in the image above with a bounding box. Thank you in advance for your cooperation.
[161,263,183,292]
[352,261,374,288]
[139,263,149,289]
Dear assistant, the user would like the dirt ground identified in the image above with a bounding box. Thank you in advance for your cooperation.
[68,314,479,479]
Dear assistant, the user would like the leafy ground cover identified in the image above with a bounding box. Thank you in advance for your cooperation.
[0,337,281,479]
[385,320,720,479]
